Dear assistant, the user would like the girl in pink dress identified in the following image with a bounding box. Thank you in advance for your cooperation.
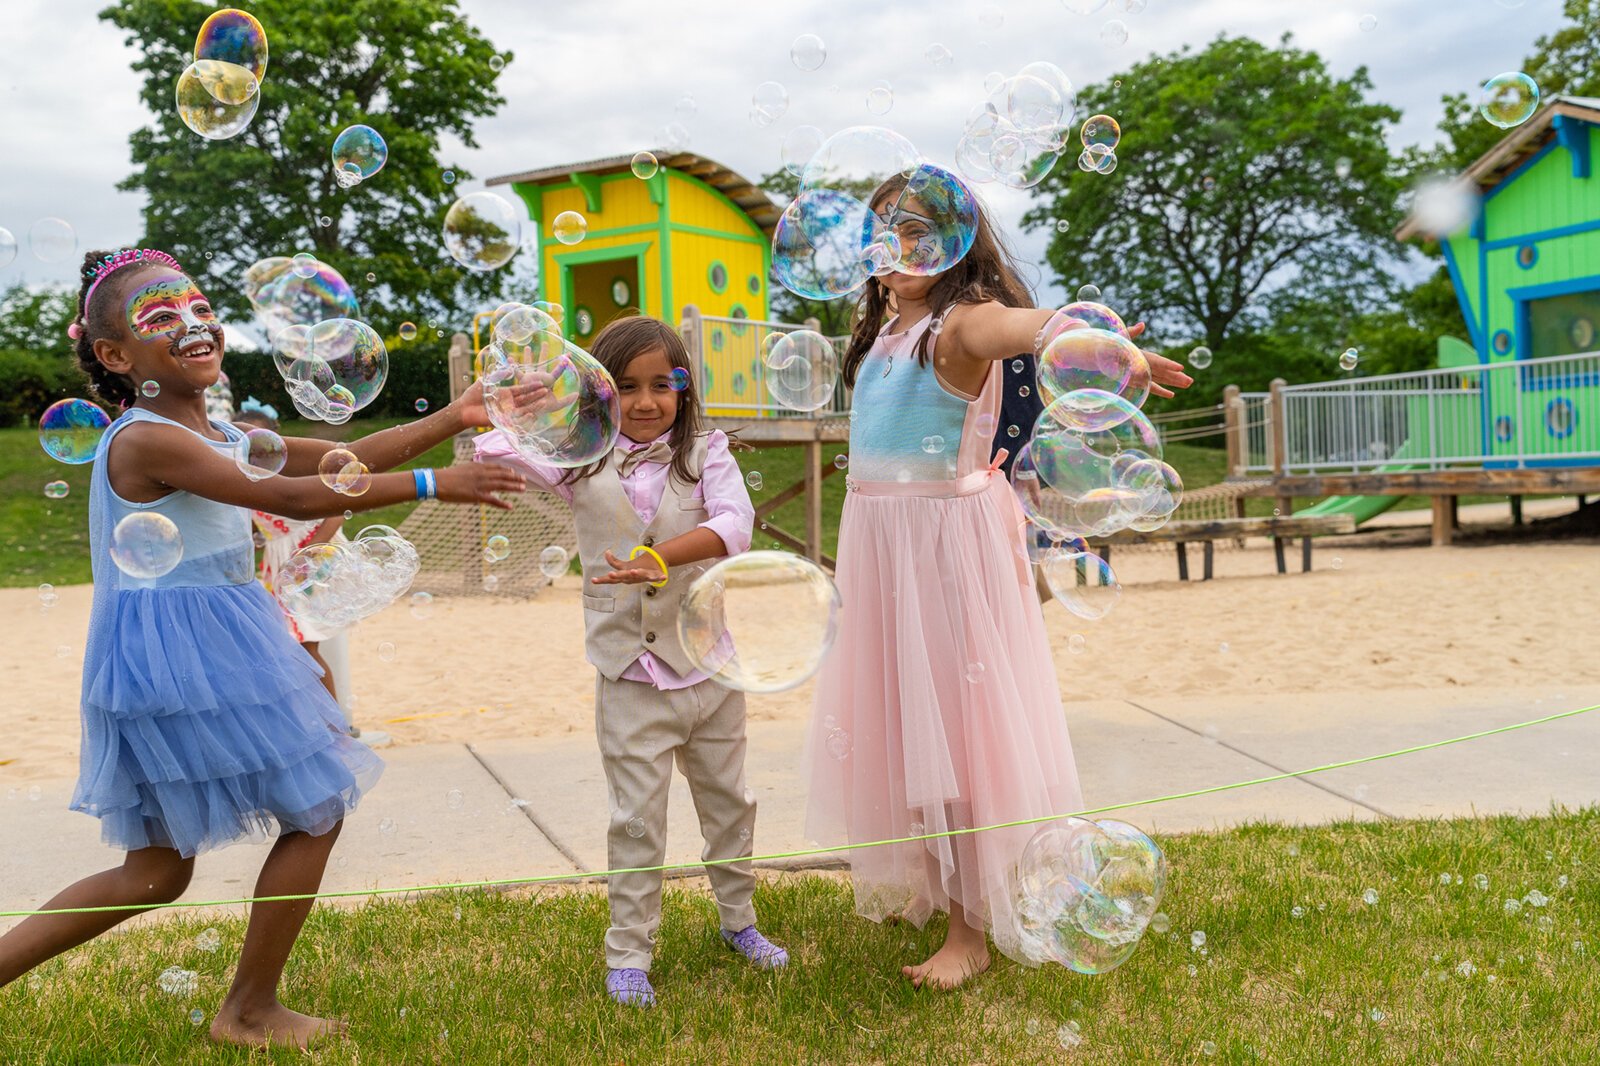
[804,193,1192,989]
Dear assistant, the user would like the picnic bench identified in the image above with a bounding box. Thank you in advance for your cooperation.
[1088,513,1358,581]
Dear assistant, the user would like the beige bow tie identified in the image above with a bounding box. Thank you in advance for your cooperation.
[617,439,674,477]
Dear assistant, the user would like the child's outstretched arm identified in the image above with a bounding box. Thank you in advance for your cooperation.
[942,303,1194,399]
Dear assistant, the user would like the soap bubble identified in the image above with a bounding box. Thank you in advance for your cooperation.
[781,125,825,177]
[484,534,511,562]
[43,481,69,499]
[194,7,268,84]
[955,61,1074,191]
[552,211,587,245]
[157,966,199,997]
[279,319,389,421]
[791,33,826,71]
[1040,390,1161,456]
[625,817,647,838]
[668,366,690,392]
[865,81,894,115]
[926,43,953,65]
[317,448,363,491]
[771,190,876,301]
[751,81,790,127]
[1076,284,1102,303]
[539,545,569,579]
[678,551,841,693]
[399,322,418,341]
[1100,19,1129,46]
[239,427,288,480]
[1053,300,1128,339]
[290,252,319,279]
[243,256,359,343]
[28,218,77,264]
[1118,458,1184,531]
[630,151,659,179]
[442,192,523,272]
[1015,817,1165,972]
[175,61,260,140]
[1081,114,1121,149]
[834,453,848,470]
[877,163,979,276]
[1187,346,1212,370]
[1339,348,1360,371]
[482,338,621,468]
[0,227,15,268]
[38,398,110,464]
[415,398,429,412]
[1480,72,1540,129]
[331,125,388,188]
[1040,549,1120,620]
[111,513,185,579]
[280,533,422,631]
[1038,328,1150,410]
[1359,13,1378,31]
[801,125,919,201]
[140,380,160,398]
[763,330,839,412]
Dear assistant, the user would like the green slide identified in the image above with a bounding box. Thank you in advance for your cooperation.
[1296,439,1425,525]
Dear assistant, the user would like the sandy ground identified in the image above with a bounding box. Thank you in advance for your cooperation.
[3,523,1596,784]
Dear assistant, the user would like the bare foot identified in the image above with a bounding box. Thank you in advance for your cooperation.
[209,999,348,1050]
[901,937,991,990]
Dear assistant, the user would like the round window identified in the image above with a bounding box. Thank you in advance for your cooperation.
[1517,244,1537,269]
[576,307,594,335]
[1494,414,1514,443]
[747,274,761,294]
[1545,398,1575,439]
[1570,317,1595,350]
[732,372,746,396]
[708,262,728,293]
[730,304,749,336]
[610,278,631,306]
[1492,329,1512,355]
[711,328,725,352]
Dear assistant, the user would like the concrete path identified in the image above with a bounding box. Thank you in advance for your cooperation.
[4,684,1596,930]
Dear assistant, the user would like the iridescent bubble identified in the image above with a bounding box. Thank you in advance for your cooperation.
[751,81,790,127]
[781,125,825,178]
[38,398,109,465]
[28,218,77,264]
[1038,328,1150,410]
[539,545,569,579]
[1015,816,1164,973]
[1055,300,1128,339]
[1410,176,1480,238]
[763,329,839,412]
[194,8,268,83]
[331,125,388,188]
[552,211,587,245]
[111,512,185,579]
[1081,114,1121,149]
[317,447,361,490]
[630,151,659,180]
[483,338,621,468]
[746,471,764,491]
[1040,390,1161,457]
[484,534,511,562]
[290,252,319,279]
[243,256,360,343]
[1358,13,1378,31]
[43,480,69,500]
[771,190,875,301]
[175,61,260,140]
[1041,550,1121,620]
[0,227,15,268]
[678,552,842,693]
[1119,458,1184,531]
[668,366,690,391]
[1187,346,1212,370]
[1093,148,1119,175]
[488,54,505,72]
[1480,72,1540,129]
[865,81,894,116]
[239,427,288,480]
[442,169,456,184]
[442,192,523,272]
[280,318,388,420]
[876,163,980,277]
[834,453,848,470]
[791,33,826,71]
[410,590,433,618]
[1339,348,1360,371]
[399,322,418,341]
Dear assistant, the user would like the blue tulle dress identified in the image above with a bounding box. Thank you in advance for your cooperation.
[70,408,382,858]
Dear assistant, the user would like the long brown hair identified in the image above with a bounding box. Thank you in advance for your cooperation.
[561,315,712,487]
[840,182,1033,389]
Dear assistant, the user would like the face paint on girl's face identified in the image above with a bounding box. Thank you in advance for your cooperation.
[125,277,220,344]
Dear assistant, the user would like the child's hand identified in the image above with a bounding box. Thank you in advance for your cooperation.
[452,379,493,428]
[591,549,666,585]
[1128,322,1195,399]
[434,462,527,511]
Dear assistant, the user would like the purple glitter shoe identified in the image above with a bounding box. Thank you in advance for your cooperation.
[605,967,657,1007]
[721,925,789,969]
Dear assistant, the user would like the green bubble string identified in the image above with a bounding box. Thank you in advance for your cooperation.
[3,700,1595,919]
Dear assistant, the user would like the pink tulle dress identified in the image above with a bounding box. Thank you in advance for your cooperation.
[803,311,1085,962]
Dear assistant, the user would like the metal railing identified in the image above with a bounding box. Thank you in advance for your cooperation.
[679,307,852,419]
[1233,351,1600,475]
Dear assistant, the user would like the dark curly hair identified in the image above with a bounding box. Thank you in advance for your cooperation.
[72,248,174,408]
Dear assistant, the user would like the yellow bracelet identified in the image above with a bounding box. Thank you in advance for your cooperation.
[629,545,670,588]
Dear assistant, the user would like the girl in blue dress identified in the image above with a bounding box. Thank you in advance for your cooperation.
[0,249,526,1049]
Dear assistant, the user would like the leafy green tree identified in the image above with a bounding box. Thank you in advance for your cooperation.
[0,284,76,351]
[100,0,512,332]
[756,167,858,337]
[1023,35,1405,360]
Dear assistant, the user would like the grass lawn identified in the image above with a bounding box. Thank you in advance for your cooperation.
[2,810,1595,1063]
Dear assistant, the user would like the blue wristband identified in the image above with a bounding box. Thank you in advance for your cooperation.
[421,468,438,500]
[412,469,428,500]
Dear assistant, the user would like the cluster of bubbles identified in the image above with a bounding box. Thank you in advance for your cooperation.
[176,9,268,141]
[677,551,841,693]
[955,61,1076,190]
[441,191,524,272]
[111,512,185,580]
[38,398,110,465]
[479,302,621,468]
[1339,347,1360,371]
[762,329,839,412]
[773,126,978,302]
[1014,817,1166,974]
[1480,72,1540,129]
[315,447,373,496]
[331,124,388,188]
[243,254,359,343]
[278,526,421,631]
[1076,114,1122,175]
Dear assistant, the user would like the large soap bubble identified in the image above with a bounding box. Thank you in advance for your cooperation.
[442,192,523,272]
[677,551,841,693]
[1040,548,1121,619]
[1039,390,1160,454]
[763,330,839,412]
[175,61,260,141]
[111,513,185,580]
[1117,457,1184,532]
[331,124,388,188]
[771,190,878,301]
[1015,817,1165,973]
[0,227,15,268]
[482,338,621,468]
[1480,72,1539,129]
[278,532,421,632]
[194,8,268,84]
[39,398,110,465]
[875,164,979,277]
[1038,328,1150,410]
[243,257,360,345]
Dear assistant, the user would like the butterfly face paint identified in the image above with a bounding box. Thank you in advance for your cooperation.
[125,277,221,348]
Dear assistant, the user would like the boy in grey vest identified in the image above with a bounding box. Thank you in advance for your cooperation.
[475,316,788,1007]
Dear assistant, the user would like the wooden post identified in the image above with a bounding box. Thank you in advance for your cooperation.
[447,333,472,402]
[1511,495,1524,526]
[1222,384,1243,478]
[1268,377,1293,517]
[1431,497,1454,546]
[803,439,823,564]
[1449,495,1460,529]
[679,305,704,389]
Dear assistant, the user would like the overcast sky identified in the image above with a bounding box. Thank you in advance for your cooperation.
[0,0,1568,310]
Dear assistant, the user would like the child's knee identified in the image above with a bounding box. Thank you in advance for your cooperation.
[127,857,194,904]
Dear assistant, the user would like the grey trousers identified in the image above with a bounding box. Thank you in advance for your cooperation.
[595,673,758,971]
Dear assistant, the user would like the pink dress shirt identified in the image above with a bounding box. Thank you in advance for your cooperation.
[474,429,753,689]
